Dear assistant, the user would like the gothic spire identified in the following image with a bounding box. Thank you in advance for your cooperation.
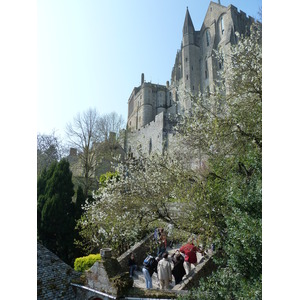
[183,7,195,35]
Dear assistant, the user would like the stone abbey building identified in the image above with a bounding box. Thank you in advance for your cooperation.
[124,1,254,158]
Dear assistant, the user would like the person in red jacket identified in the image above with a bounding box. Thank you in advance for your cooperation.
[179,239,200,275]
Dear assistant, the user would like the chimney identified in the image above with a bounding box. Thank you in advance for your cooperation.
[141,73,144,85]
[166,80,169,88]
[69,148,77,156]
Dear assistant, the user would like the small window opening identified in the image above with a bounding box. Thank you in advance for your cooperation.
[149,138,152,154]
[220,16,224,35]
[206,30,211,46]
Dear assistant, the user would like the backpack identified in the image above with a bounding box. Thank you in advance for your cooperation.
[143,255,155,268]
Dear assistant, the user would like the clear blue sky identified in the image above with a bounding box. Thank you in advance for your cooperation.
[37,0,261,138]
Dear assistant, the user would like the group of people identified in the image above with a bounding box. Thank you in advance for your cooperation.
[141,250,184,289]
[128,236,204,290]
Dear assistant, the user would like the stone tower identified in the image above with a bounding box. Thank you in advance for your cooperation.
[180,7,201,112]
[125,1,255,158]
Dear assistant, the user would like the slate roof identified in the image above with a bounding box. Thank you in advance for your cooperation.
[37,242,81,299]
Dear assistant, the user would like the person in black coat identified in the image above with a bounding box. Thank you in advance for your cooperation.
[128,253,137,277]
[171,251,186,284]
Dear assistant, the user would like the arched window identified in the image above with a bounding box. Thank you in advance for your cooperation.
[220,15,225,35]
[205,30,211,46]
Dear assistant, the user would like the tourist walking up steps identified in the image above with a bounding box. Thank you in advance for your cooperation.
[157,252,172,290]
[142,254,158,289]
[180,238,200,275]
[171,250,186,284]
[157,228,167,256]
[128,253,137,277]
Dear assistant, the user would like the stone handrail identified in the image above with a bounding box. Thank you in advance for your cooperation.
[172,253,217,291]
[117,233,154,272]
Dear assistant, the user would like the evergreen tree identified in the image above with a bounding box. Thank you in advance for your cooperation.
[74,185,85,220]
[37,159,77,265]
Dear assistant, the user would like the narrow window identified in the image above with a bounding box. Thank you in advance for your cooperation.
[205,60,208,79]
[191,66,193,71]
[206,30,210,46]
[186,74,189,80]
[185,57,188,62]
[220,16,224,35]
[149,138,152,154]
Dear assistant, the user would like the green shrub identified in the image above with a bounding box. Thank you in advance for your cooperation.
[74,253,101,272]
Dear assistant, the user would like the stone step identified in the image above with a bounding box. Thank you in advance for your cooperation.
[131,244,184,290]
[132,267,176,290]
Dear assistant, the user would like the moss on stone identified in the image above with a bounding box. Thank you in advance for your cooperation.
[127,287,178,299]
[71,274,86,285]
[111,272,133,296]
[102,257,122,278]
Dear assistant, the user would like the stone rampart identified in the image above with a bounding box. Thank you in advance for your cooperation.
[117,233,154,272]
[172,253,217,291]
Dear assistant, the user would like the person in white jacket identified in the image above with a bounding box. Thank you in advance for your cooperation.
[157,252,172,289]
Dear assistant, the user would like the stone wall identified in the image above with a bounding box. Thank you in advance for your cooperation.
[126,112,165,158]
[73,251,133,299]
[117,233,154,272]
[172,253,217,291]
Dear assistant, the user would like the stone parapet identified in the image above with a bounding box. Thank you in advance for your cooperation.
[172,253,217,291]
[117,233,154,271]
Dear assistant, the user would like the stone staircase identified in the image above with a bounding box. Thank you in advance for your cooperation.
[133,268,176,290]
[131,244,208,291]
[131,244,183,290]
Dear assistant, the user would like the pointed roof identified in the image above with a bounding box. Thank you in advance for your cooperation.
[183,7,195,35]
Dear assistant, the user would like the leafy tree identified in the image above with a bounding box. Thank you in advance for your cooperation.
[76,151,206,254]
[37,159,77,265]
[177,23,262,299]
[99,171,120,188]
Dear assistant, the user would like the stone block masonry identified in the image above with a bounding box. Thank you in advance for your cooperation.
[125,1,255,159]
